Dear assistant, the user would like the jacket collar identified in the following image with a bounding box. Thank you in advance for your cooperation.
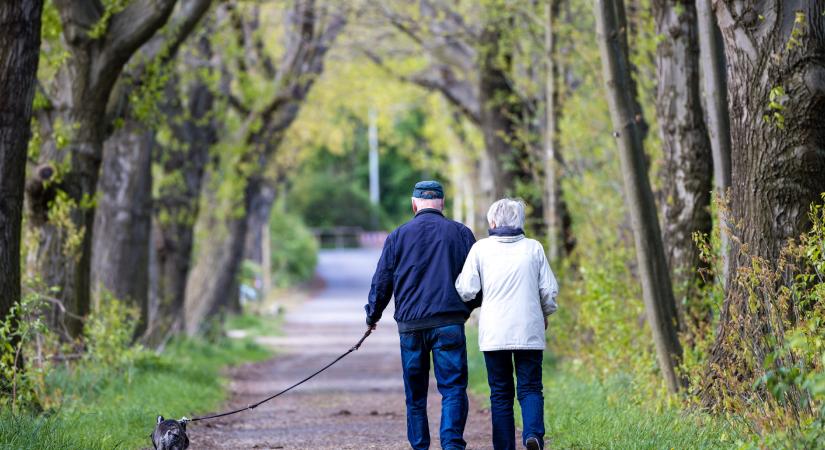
[415,208,444,218]
[489,226,524,237]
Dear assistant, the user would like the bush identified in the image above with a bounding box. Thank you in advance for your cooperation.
[287,173,381,230]
[269,206,319,288]
[0,287,49,412]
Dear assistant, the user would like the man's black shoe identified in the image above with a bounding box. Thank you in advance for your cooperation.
[525,436,542,450]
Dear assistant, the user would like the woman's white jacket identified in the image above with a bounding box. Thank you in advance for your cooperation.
[455,234,558,351]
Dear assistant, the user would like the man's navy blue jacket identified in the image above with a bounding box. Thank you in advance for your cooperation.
[365,208,479,333]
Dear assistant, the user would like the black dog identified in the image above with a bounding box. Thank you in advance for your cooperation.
[151,415,190,450]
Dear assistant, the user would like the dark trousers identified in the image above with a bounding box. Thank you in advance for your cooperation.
[399,324,469,450]
[483,350,545,450]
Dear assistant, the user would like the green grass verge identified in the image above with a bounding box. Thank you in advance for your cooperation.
[225,312,284,338]
[466,328,740,449]
[1,336,270,449]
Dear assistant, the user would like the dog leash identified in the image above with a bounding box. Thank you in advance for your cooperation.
[181,327,373,424]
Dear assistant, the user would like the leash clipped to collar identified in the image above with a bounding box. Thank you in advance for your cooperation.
[179,327,373,424]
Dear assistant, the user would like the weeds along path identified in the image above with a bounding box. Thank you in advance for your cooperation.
[192,248,495,449]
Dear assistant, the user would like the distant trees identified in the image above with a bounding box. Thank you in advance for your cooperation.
[364,0,573,254]
[184,0,346,334]
[0,0,44,350]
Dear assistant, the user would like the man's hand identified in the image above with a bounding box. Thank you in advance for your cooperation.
[366,317,377,330]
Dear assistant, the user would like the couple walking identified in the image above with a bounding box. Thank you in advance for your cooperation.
[365,180,559,450]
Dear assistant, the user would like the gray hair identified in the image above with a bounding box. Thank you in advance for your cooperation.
[487,198,526,228]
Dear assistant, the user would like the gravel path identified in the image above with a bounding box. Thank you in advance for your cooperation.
[191,249,495,449]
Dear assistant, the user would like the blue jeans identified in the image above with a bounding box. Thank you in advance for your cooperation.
[399,324,469,450]
[483,350,545,450]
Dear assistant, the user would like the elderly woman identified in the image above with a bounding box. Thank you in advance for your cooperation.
[455,199,558,450]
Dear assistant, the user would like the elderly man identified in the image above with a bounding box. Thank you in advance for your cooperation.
[365,180,479,450]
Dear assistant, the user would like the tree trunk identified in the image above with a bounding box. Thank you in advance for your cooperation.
[695,0,732,284]
[478,12,533,201]
[29,110,102,336]
[146,71,216,346]
[184,184,251,336]
[703,1,825,406]
[595,0,684,393]
[26,0,177,336]
[91,122,153,333]
[243,181,276,268]
[653,0,714,328]
[543,0,575,261]
[0,0,43,356]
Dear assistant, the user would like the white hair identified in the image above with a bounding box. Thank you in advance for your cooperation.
[411,196,444,210]
[487,198,526,228]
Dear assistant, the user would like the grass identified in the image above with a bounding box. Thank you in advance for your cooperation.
[225,312,284,338]
[465,328,740,449]
[1,326,272,449]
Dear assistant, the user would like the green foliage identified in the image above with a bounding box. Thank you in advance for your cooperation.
[287,108,445,231]
[787,11,808,51]
[733,195,825,448]
[0,289,49,412]
[82,291,141,369]
[764,86,788,129]
[288,172,380,230]
[87,0,131,39]
[225,313,283,338]
[684,195,825,447]
[269,206,319,288]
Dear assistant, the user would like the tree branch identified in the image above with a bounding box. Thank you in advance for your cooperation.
[91,0,178,94]
[362,48,480,124]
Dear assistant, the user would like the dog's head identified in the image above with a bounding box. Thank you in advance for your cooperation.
[151,415,190,450]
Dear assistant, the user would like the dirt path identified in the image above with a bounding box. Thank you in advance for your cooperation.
[192,249,494,449]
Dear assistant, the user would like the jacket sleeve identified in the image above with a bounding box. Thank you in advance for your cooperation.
[537,244,559,316]
[455,244,481,303]
[364,235,395,325]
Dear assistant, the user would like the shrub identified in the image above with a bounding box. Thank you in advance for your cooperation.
[0,287,49,411]
[269,205,319,288]
[687,195,825,446]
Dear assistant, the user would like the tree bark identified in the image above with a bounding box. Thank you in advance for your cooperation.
[145,64,217,346]
[243,181,276,268]
[478,11,533,201]
[703,1,825,406]
[0,0,43,354]
[184,197,248,336]
[543,0,575,261]
[695,0,732,284]
[595,0,684,393]
[652,0,714,326]
[91,122,153,333]
[27,0,178,336]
